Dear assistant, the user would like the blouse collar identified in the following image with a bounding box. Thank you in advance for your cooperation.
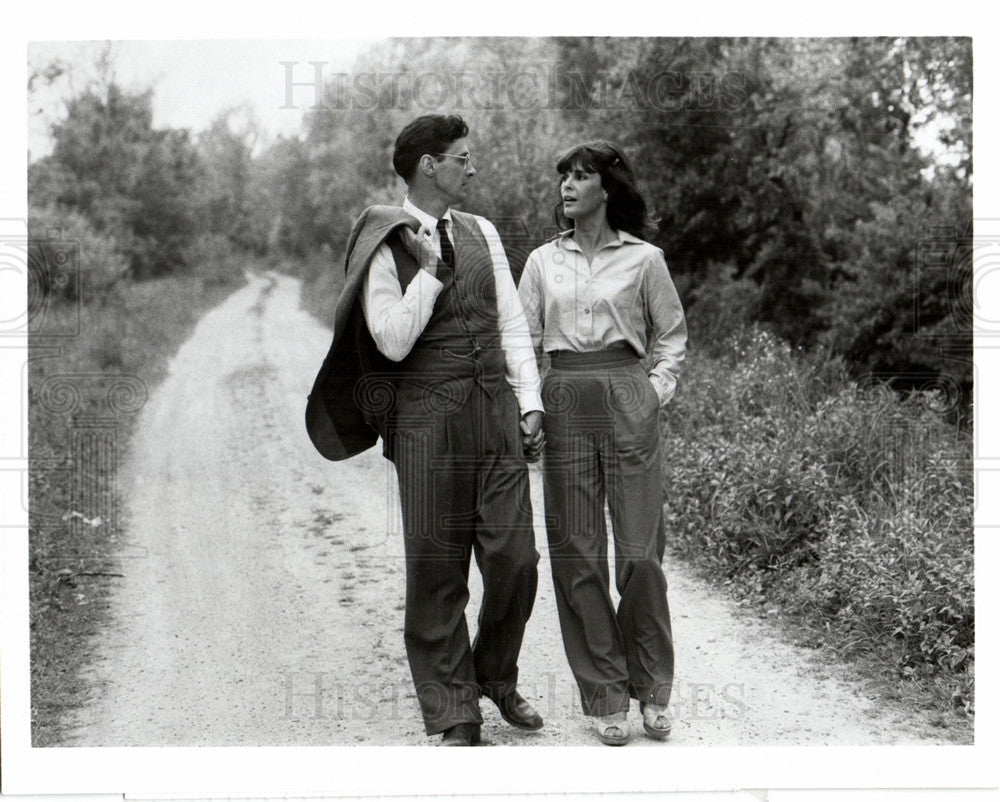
[556,228,643,252]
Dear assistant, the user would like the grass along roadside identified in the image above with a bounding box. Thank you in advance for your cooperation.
[280,247,343,331]
[28,269,246,745]
[660,326,973,742]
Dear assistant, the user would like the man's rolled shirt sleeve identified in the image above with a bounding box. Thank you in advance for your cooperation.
[361,241,444,362]
[478,218,544,416]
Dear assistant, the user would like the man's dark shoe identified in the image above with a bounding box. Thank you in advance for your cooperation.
[440,722,481,746]
[490,691,543,731]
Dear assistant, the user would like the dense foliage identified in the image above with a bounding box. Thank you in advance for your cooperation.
[29,76,266,284]
[268,37,972,396]
[660,326,973,712]
[30,38,972,393]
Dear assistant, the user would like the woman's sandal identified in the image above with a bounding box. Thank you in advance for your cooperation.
[640,702,672,740]
[594,714,630,746]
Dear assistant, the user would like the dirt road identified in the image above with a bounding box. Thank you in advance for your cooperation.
[66,272,937,747]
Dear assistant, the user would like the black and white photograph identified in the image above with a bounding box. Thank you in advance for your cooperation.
[1,5,997,798]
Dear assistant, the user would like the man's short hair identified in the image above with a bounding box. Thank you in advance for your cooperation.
[392,114,469,182]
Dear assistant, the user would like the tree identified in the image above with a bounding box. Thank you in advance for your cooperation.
[255,135,323,257]
[196,108,268,254]
[28,77,204,277]
[545,37,971,389]
[275,36,972,393]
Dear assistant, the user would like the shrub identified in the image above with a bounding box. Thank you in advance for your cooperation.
[661,324,973,711]
[683,261,764,351]
[292,245,345,329]
[185,233,251,287]
[28,204,130,304]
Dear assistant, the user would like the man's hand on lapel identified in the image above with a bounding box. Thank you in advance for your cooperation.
[399,227,442,279]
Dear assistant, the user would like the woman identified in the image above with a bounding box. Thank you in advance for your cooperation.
[518,141,687,745]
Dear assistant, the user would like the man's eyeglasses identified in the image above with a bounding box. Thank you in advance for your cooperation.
[435,152,473,168]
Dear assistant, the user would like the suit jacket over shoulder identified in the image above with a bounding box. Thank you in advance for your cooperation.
[304,205,420,461]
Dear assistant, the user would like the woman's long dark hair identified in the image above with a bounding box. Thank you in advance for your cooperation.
[553,140,659,240]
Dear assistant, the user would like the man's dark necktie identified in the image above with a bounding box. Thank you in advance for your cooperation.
[437,218,456,270]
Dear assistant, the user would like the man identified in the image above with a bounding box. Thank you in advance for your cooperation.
[306,114,545,746]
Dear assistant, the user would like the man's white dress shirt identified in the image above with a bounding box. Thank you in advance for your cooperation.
[361,197,543,415]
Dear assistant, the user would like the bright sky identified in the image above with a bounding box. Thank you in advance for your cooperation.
[28,39,380,159]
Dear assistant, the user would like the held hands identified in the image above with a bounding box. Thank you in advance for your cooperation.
[520,410,545,463]
[399,227,441,278]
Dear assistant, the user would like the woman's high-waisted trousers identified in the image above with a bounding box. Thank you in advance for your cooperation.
[542,344,674,717]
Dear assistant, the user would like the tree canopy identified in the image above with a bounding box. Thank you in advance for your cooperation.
[29,37,972,394]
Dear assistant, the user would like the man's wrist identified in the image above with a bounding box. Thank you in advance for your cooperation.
[517,394,544,417]
[414,266,444,289]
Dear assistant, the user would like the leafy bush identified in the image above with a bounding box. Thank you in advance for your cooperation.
[186,233,251,288]
[28,204,130,303]
[683,262,764,350]
[661,325,973,712]
[30,85,203,280]
[291,245,345,330]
